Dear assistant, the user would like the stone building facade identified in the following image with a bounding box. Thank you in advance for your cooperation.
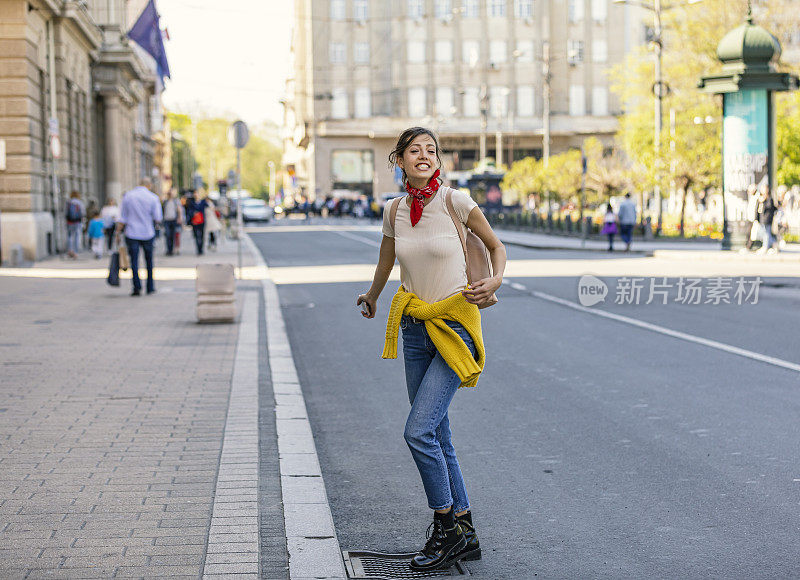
[0,0,164,263]
[283,0,647,202]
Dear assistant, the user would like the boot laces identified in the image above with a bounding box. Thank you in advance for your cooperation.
[422,520,444,554]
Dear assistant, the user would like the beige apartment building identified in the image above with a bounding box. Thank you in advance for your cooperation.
[283,0,646,202]
[0,0,164,263]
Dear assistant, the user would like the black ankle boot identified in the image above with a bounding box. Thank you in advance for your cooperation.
[454,511,481,561]
[409,509,467,571]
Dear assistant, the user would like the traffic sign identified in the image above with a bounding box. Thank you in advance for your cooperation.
[50,135,61,159]
[227,120,249,149]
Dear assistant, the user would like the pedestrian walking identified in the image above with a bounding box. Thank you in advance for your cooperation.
[205,198,223,251]
[744,183,759,252]
[116,178,163,296]
[357,127,506,572]
[65,191,85,259]
[601,204,618,252]
[617,193,637,252]
[87,213,105,259]
[100,198,119,251]
[188,191,208,255]
[162,189,182,256]
[755,184,777,254]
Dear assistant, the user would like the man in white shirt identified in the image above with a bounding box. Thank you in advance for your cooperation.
[116,178,163,296]
[617,193,638,252]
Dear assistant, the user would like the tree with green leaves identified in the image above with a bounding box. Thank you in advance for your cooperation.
[610,0,800,233]
[777,91,800,186]
[500,156,550,206]
[166,111,282,199]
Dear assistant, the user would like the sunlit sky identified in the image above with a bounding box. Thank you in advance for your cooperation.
[157,0,293,125]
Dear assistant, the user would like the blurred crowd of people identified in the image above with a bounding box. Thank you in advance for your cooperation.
[62,186,229,260]
[289,194,381,219]
[743,183,797,254]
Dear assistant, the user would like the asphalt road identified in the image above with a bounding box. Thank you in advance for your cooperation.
[250,223,800,579]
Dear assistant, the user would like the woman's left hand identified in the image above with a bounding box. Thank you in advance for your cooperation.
[462,275,502,304]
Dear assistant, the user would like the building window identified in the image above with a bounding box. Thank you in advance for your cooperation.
[569,0,584,22]
[329,42,346,64]
[592,86,608,115]
[355,87,371,118]
[489,0,506,17]
[514,0,533,18]
[463,87,480,117]
[354,42,370,64]
[517,86,535,117]
[408,0,424,19]
[354,0,368,20]
[461,0,479,18]
[462,40,480,65]
[330,0,345,20]
[408,87,427,117]
[567,39,584,65]
[592,39,607,63]
[331,88,348,119]
[435,0,452,19]
[407,40,426,63]
[489,40,507,64]
[569,85,586,116]
[592,0,607,23]
[436,87,454,115]
[435,40,453,62]
[515,40,534,62]
[490,86,509,118]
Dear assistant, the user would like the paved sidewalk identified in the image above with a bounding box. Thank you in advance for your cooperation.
[0,233,289,579]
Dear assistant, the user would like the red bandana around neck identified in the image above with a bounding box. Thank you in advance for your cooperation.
[405,169,441,227]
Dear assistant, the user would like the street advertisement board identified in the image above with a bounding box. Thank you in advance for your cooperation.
[723,89,769,220]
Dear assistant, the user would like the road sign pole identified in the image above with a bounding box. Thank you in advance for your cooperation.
[227,120,250,280]
[237,147,243,280]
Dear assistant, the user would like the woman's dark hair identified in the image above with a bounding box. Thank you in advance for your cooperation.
[606,204,614,213]
[388,127,442,182]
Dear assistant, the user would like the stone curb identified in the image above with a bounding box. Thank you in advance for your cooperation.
[653,249,800,263]
[243,234,347,580]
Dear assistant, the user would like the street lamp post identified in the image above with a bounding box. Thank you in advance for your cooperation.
[268,161,276,204]
[614,0,703,235]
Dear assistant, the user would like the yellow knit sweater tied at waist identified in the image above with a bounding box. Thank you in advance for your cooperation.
[382,286,486,388]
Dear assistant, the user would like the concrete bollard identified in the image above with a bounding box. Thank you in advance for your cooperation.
[196,263,236,323]
[10,244,25,267]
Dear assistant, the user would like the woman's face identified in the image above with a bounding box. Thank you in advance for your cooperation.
[398,134,438,183]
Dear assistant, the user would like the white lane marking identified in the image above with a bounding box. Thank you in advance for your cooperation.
[509,282,528,291]
[243,234,347,580]
[530,289,800,374]
[328,229,381,248]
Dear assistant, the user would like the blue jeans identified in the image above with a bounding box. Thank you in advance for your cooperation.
[67,223,81,253]
[401,315,476,512]
[619,223,634,245]
[126,236,155,293]
[163,220,178,254]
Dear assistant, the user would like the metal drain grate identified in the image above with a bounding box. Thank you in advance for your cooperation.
[343,551,469,579]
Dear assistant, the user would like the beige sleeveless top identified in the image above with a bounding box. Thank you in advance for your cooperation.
[382,187,478,303]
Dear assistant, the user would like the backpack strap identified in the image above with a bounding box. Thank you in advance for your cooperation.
[444,189,472,282]
[389,196,403,232]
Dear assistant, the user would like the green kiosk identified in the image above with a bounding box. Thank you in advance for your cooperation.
[699,8,798,250]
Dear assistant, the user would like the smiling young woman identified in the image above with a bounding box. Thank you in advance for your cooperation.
[357,127,506,571]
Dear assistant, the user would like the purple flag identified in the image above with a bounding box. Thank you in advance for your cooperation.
[128,0,171,80]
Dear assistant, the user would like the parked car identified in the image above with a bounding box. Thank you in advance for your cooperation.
[240,198,273,223]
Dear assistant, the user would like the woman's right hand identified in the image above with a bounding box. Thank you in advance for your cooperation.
[357,294,377,319]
